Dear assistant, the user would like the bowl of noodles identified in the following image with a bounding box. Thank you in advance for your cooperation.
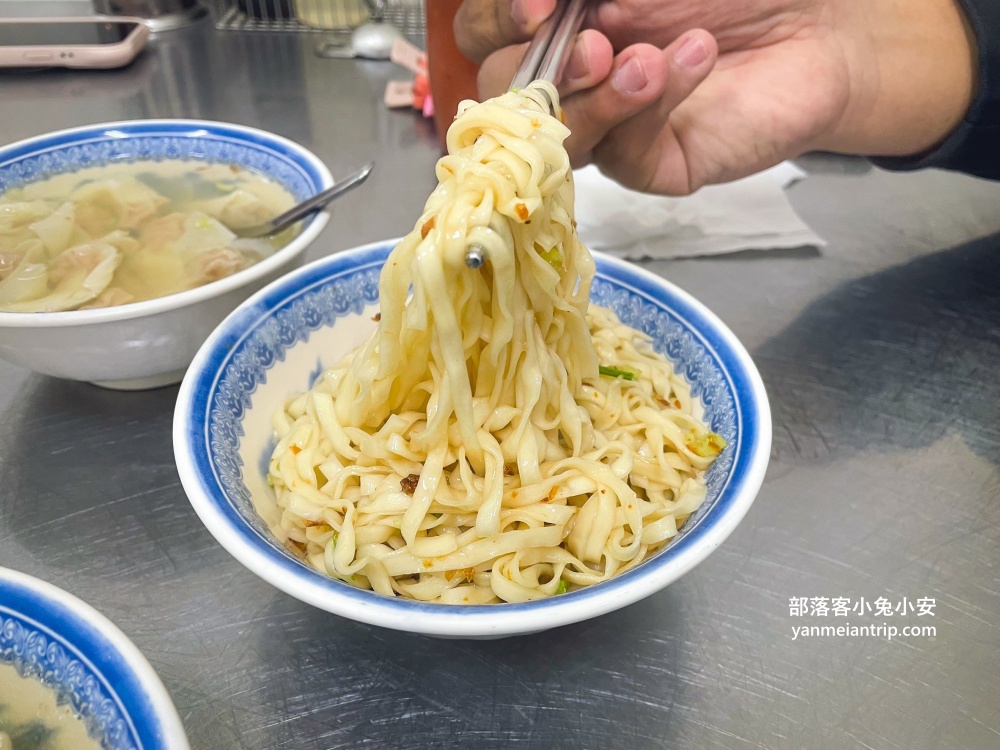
[173,83,771,637]
[173,237,770,637]
[0,120,333,390]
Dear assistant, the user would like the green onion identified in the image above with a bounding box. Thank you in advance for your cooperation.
[539,247,562,271]
[556,579,569,595]
[685,432,729,457]
[599,365,638,381]
[536,244,563,270]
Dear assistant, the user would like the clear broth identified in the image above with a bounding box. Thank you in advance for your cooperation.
[0,159,300,312]
[0,662,102,750]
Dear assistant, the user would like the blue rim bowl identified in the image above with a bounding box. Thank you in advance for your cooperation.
[173,239,772,638]
[0,118,333,329]
[0,567,189,749]
[0,119,334,389]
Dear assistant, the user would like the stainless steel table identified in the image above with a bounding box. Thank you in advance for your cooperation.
[2,17,999,750]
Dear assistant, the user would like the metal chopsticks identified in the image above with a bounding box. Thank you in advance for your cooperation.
[465,0,589,269]
[510,0,589,93]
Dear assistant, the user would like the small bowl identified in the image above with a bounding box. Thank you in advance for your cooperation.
[0,120,333,390]
[173,240,772,638]
[0,566,189,748]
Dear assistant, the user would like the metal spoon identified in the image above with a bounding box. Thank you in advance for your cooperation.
[236,162,374,239]
[315,0,402,61]
[315,23,401,60]
[350,20,402,59]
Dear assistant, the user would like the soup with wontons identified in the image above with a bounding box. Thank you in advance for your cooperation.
[0,662,102,750]
[0,160,299,312]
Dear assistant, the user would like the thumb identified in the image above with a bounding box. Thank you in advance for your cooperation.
[593,30,719,195]
[454,0,557,63]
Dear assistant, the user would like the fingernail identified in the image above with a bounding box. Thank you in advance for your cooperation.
[564,37,590,81]
[674,36,708,69]
[612,56,648,94]
[511,0,528,27]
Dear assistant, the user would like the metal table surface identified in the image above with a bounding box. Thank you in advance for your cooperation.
[2,17,999,750]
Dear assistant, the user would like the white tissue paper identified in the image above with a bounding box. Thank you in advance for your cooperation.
[573,161,826,259]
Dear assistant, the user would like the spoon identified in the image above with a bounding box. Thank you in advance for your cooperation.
[315,0,402,61]
[237,162,374,239]
[349,20,402,59]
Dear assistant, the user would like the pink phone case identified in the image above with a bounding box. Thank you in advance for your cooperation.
[0,17,150,69]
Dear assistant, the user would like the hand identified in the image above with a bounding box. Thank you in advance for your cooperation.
[455,0,978,195]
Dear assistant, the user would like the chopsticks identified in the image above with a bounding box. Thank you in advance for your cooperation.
[510,0,590,93]
[464,0,590,269]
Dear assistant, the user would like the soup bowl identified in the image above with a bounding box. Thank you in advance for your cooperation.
[0,120,333,390]
[173,239,772,638]
[0,566,189,748]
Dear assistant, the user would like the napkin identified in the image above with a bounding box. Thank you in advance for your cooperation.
[573,162,826,259]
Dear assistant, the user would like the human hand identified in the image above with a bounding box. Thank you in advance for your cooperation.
[455,0,978,195]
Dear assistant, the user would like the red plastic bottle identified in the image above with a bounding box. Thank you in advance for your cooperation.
[425,0,481,150]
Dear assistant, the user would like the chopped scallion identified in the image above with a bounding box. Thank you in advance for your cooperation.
[685,432,729,457]
[599,365,638,381]
[536,244,563,270]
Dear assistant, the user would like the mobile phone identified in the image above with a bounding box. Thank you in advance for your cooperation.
[0,18,149,69]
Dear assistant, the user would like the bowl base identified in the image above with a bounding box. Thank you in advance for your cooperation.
[91,369,186,391]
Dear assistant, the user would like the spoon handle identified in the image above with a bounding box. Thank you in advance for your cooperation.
[267,162,375,234]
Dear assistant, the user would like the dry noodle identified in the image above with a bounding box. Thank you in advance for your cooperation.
[268,83,726,604]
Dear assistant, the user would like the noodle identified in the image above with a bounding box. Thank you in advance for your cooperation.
[268,83,726,603]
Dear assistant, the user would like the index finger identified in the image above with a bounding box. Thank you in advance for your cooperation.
[454,0,558,63]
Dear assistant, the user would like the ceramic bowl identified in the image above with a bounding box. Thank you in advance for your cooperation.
[173,240,771,638]
[0,120,333,390]
[0,566,189,748]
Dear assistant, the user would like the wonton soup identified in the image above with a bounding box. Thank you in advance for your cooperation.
[0,160,299,312]
[0,662,102,750]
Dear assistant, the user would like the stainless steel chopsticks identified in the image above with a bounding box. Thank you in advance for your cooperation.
[465,0,589,269]
[510,0,590,93]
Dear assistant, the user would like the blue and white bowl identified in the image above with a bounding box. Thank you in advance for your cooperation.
[0,567,189,749]
[0,120,333,390]
[173,240,771,638]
